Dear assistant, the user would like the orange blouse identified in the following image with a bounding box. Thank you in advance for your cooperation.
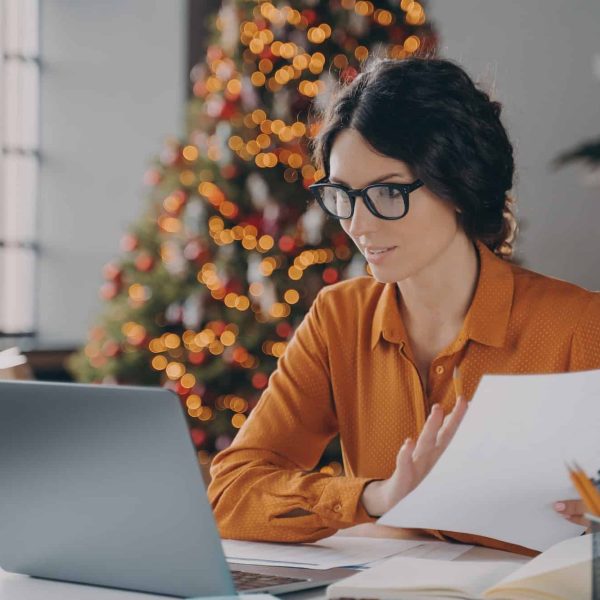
[207,240,600,555]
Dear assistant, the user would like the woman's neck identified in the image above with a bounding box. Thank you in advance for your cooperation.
[397,233,480,337]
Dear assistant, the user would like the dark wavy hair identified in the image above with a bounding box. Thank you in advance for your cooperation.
[309,56,518,259]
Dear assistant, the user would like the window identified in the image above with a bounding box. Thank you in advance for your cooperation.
[0,0,39,336]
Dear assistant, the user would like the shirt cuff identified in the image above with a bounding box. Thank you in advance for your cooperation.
[311,475,380,527]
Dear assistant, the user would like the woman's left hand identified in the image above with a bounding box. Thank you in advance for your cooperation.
[554,499,591,531]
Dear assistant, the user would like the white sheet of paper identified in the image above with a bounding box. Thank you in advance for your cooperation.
[355,541,474,569]
[378,369,600,551]
[222,536,425,570]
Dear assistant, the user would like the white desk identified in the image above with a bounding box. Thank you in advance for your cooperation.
[0,524,530,600]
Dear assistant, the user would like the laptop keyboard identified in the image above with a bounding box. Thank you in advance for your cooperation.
[231,569,311,591]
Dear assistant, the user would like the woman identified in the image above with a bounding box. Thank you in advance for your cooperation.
[207,57,600,555]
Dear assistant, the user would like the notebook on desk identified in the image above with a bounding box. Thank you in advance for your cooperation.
[326,534,591,600]
[0,380,358,598]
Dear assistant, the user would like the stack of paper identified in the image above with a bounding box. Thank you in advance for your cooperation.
[222,536,472,570]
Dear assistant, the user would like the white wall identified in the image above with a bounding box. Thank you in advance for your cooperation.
[429,0,600,290]
[38,0,186,345]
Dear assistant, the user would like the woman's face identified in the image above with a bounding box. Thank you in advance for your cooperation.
[328,128,463,284]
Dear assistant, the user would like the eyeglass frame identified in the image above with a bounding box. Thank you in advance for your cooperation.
[308,178,425,221]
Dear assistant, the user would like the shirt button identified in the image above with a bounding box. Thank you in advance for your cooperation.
[333,503,342,512]
[435,365,445,375]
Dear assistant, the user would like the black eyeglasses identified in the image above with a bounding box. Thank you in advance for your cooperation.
[308,179,424,220]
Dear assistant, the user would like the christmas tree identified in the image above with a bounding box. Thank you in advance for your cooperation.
[69,0,437,471]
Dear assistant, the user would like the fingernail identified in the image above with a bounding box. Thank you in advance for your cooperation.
[554,502,566,512]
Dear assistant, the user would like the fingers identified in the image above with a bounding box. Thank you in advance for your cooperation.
[436,395,468,448]
[554,499,590,527]
[413,404,444,457]
[396,436,415,469]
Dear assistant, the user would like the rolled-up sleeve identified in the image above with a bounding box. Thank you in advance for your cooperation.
[207,289,377,542]
[568,293,600,371]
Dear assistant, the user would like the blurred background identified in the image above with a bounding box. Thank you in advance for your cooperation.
[1,0,599,467]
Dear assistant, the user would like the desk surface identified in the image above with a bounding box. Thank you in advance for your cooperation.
[0,524,530,600]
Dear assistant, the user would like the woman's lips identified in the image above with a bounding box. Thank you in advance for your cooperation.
[364,246,397,264]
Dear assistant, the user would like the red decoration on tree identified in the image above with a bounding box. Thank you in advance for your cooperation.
[322,267,339,284]
[190,428,207,447]
[120,234,139,253]
[135,252,155,272]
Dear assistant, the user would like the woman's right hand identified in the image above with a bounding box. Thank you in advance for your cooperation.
[361,395,468,517]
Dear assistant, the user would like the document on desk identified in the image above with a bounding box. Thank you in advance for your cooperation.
[222,536,426,569]
[378,369,600,552]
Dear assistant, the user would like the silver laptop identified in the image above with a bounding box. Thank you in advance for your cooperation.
[0,380,357,597]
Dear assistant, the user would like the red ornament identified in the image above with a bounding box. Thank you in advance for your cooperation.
[276,323,293,338]
[252,372,269,390]
[212,321,227,336]
[278,235,295,253]
[219,101,237,119]
[143,169,162,186]
[190,428,207,447]
[341,67,358,83]
[102,340,121,357]
[332,232,348,247]
[102,262,122,282]
[100,281,119,300]
[323,268,339,285]
[224,279,243,294]
[188,351,206,366]
[176,382,191,396]
[135,252,155,272]
[220,164,238,179]
[120,233,139,252]
[302,8,317,24]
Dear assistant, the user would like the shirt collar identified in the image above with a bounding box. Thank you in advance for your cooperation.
[370,239,514,350]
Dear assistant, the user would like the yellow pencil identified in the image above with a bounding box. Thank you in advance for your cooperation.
[453,366,463,399]
[566,461,600,516]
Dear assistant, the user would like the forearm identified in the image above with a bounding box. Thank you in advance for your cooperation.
[208,454,377,542]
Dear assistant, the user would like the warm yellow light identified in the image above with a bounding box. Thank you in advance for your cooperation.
[209,340,224,355]
[228,135,244,151]
[232,413,246,429]
[208,217,224,232]
[152,355,168,370]
[293,55,309,70]
[288,266,303,280]
[256,133,271,148]
[404,35,420,53]
[166,362,185,380]
[249,282,264,296]
[251,109,267,124]
[180,373,196,389]
[226,79,242,95]
[220,330,236,346]
[258,235,274,251]
[284,289,300,304]
[258,58,273,73]
[186,394,202,409]
[224,293,238,308]
[182,145,199,161]
[246,140,260,155]
[164,333,181,349]
[149,338,165,353]
[355,46,369,61]
[288,153,303,169]
[236,296,250,311]
[251,71,266,86]
[291,122,306,137]
[249,39,265,54]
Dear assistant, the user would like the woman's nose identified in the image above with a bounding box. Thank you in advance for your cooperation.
[347,195,380,238]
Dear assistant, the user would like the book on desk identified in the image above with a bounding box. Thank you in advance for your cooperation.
[326,533,590,600]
